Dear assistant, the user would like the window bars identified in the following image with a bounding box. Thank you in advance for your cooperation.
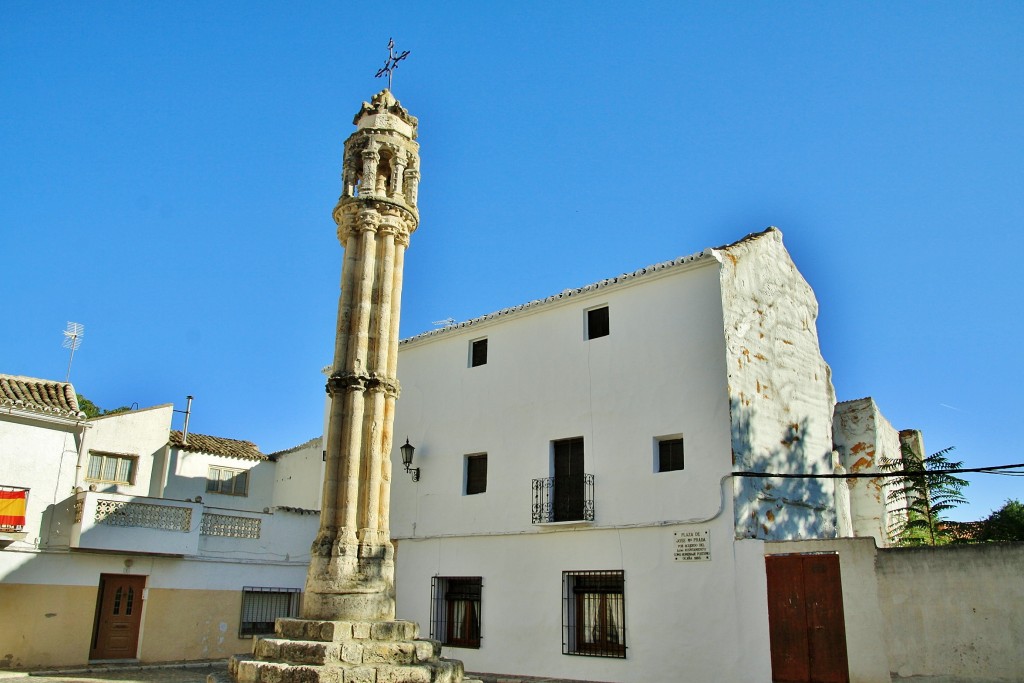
[562,570,626,658]
[430,576,482,648]
[239,587,301,638]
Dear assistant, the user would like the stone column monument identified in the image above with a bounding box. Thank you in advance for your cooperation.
[222,90,476,683]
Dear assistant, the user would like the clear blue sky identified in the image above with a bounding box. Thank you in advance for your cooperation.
[3,2,1021,521]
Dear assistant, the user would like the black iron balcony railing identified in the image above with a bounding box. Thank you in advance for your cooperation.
[0,485,29,532]
[532,474,594,524]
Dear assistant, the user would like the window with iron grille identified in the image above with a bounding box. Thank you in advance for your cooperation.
[207,465,249,496]
[430,576,482,648]
[563,570,625,658]
[586,306,610,340]
[239,587,300,637]
[86,452,137,485]
[465,454,487,495]
[470,338,488,367]
[657,437,685,472]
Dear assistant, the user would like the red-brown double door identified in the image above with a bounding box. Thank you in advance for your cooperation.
[766,554,849,683]
[90,574,146,660]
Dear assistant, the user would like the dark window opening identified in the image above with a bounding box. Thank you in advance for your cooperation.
[563,570,625,658]
[658,438,685,472]
[471,338,488,367]
[587,307,609,340]
[554,437,586,521]
[466,454,487,495]
[431,577,482,648]
[239,587,301,638]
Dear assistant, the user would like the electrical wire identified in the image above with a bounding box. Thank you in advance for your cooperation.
[733,462,1024,479]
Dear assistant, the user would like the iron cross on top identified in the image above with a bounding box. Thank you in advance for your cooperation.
[375,38,410,90]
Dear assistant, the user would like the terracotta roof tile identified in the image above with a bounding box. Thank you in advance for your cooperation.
[0,373,83,418]
[168,430,266,461]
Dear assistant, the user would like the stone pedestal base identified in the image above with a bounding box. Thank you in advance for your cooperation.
[211,618,480,683]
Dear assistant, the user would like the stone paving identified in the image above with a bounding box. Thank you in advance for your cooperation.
[0,662,222,683]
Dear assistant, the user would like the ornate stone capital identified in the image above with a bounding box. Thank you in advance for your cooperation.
[326,372,400,398]
[377,219,399,237]
[366,373,401,398]
[325,372,366,396]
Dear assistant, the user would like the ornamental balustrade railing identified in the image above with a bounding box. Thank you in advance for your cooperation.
[531,474,595,524]
[94,498,192,531]
[88,499,262,539]
[201,512,262,539]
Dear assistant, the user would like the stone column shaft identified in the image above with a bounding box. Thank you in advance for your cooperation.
[304,89,419,624]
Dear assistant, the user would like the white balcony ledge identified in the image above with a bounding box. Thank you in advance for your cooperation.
[71,491,203,556]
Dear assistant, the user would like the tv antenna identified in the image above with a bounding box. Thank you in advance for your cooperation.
[62,321,84,382]
[432,318,455,328]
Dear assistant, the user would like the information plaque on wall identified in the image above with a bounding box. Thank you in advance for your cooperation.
[674,529,711,562]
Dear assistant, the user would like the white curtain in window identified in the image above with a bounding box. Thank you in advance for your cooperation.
[606,593,622,644]
[583,593,600,644]
[101,456,117,481]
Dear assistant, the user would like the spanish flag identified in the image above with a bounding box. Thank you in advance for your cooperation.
[0,489,27,527]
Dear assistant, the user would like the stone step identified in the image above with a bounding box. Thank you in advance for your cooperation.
[253,637,441,666]
[276,619,420,643]
[229,655,467,683]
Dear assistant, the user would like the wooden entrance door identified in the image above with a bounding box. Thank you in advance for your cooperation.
[90,574,146,660]
[766,554,849,683]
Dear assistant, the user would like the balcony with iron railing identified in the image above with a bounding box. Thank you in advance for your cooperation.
[0,485,30,549]
[532,474,595,524]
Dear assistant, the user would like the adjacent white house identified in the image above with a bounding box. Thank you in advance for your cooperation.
[0,375,317,669]
[385,227,885,682]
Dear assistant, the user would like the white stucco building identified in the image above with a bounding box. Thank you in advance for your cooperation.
[385,228,866,682]
[0,375,318,668]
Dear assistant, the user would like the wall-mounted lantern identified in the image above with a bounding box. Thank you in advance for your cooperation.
[400,438,420,482]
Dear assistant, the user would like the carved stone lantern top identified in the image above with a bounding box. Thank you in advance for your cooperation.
[353,89,418,139]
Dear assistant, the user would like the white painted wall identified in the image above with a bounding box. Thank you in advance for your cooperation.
[387,248,806,680]
[833,398,902,547]
[0,546,307,592]
[71,490,203,556]
[81,405,174,498]
[391,257,733,538]
[163,450,274,513]
[394,527,772,683]
[271,437,324,510]
[717,230,839,540]
[199,507,318,564]
[878,543,1024,681]
[0,410,85,548]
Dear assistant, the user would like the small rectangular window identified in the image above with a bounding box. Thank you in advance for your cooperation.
[431,577,482,648]
[563,570,625,658]
[658,438,685,472]
[239,587,300,637]
[85,452,137,485]
[586,306,609,340]
[466,454,487,495]
[470,338,488,367]
[207,465,250,496]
